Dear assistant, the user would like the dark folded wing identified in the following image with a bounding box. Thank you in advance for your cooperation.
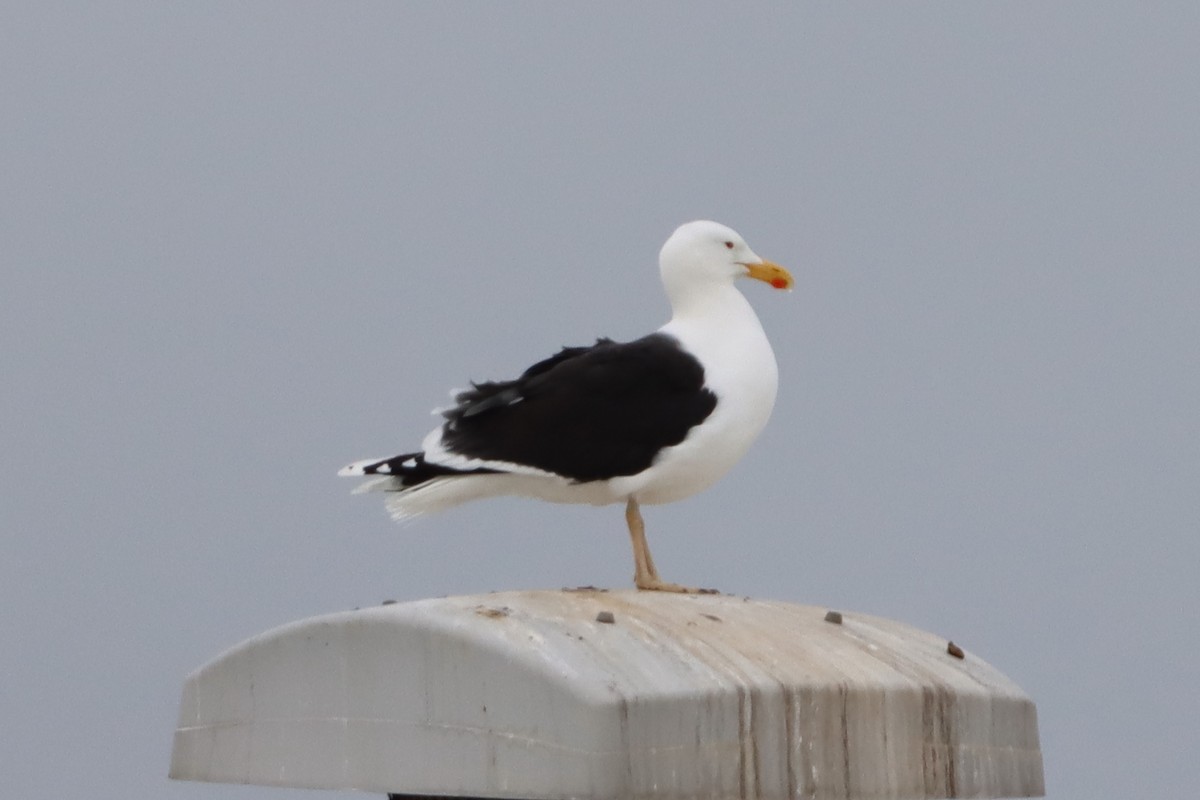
[439,333,718,482]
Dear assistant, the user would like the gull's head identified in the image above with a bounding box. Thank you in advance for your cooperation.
[659,221,793,306]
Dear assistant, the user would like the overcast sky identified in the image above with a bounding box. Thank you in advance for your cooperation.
[3,3,1197,799]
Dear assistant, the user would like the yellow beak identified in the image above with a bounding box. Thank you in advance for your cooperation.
[743,259,794,290]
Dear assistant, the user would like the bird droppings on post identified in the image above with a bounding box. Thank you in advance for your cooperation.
[948,640,965,659]
[701,613,722,622]
[474,605,510,619]
[824,610,844,624]
[595,610,615,624]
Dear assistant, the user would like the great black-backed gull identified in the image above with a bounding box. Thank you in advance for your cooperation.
[340,220,792,592]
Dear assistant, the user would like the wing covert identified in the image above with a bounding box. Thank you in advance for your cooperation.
[439,334,717,482]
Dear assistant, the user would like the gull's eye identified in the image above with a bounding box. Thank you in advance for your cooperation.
[724,241,734,249]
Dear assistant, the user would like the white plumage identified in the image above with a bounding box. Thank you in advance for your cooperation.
[340,220,792,591]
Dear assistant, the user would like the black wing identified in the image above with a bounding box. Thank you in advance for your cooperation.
[439,333,718,482]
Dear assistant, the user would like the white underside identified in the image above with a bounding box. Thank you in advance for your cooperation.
[347,282,779,524]
[379,473,621,523]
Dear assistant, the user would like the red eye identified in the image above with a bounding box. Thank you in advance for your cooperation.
[724,241,734,249]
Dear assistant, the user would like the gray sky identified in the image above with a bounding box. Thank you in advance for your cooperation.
[3,3,1197,798]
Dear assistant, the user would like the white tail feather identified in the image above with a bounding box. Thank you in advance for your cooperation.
[382,475,509,522]
[352,476,402,494]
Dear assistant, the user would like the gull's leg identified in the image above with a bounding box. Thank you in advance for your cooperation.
[625,497,657,587]
[625,497,711,593]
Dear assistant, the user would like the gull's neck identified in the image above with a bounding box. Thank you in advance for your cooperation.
[664,281,757,327]
[659,282,769,362]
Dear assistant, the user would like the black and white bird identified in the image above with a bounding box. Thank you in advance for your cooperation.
[340,220,792,592]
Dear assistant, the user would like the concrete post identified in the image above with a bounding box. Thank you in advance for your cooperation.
[170,590,1043,798]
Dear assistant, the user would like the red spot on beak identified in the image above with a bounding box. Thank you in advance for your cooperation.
[770,278,789,290]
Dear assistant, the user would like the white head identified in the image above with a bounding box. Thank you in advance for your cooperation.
[658,220,793,312]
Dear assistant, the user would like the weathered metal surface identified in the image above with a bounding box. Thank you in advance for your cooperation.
[170,590,1043,799]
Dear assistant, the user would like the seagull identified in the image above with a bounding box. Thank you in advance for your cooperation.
[340,220,792,592]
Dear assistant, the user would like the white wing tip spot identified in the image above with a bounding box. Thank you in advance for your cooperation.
[339,457,388,477]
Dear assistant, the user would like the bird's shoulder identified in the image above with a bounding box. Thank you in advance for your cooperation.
[443,333,702,423]
[518,337,620,380]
